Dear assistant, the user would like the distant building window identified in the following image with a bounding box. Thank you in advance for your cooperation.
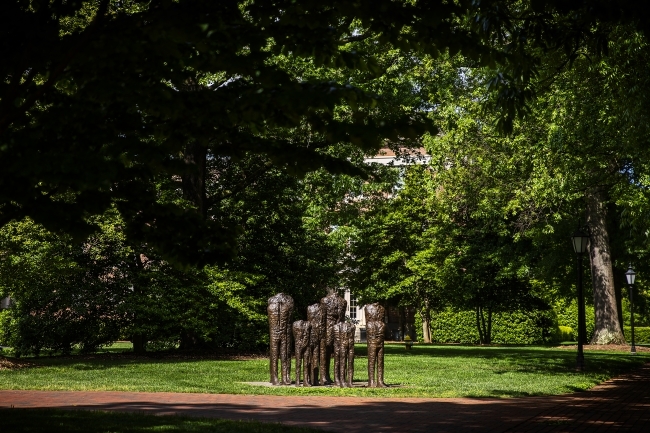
[349,298,357,319]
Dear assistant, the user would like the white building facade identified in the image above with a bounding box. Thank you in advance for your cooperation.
[343,289,366,342]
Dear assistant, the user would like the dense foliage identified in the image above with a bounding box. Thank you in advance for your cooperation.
[0,168,337,355]
[4,1,650,352]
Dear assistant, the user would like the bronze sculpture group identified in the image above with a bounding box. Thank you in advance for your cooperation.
[267,290,387,388]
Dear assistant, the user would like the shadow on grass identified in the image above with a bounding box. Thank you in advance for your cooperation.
[473,384,588,398]
[2,365,650,433]
[3,343,647,403]
[381,345,649,376]
[28,347,558,372]
[0,408,317,433]
[14,353,268,370]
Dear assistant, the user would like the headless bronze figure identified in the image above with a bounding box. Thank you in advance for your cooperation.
[306,303,325,385]
[292,320,311,387]
[319,288,347,385]
[333,321,355,387]
[365,303,387,388]
[268,293,294,385]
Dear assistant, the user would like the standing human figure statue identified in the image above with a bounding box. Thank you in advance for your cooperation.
[365,303,387,388]
[292,320,311,387]
[319,288,347,385]
[268,293,294,385]
[333,321,355,387]
[307,303,325,385]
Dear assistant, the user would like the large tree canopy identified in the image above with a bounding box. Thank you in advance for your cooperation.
[5,0,649,265]
[5,1,650,352]
[1,0,478,265]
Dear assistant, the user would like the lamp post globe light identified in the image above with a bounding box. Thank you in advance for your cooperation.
[626,265,637,355]
[571,228,589,371]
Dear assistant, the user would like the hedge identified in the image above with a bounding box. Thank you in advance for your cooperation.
[414,300,600,345]
[554,300,595,342]
[623,327,650,344]
[424,308,558,345]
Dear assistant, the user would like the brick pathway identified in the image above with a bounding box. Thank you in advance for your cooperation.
[1,363,649,432]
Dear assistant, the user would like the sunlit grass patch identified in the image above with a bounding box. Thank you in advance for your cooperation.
[0,344,647,398]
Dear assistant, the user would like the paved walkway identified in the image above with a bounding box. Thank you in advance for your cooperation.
[1,364,649,432]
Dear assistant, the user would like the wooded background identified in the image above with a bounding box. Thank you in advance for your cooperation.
[2,0,650,354]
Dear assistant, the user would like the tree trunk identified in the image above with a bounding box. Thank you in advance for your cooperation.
[182,141,207,217]
[132,253,147,354]
[179,331,199,351]
[476,307,483,344]
[132,333,146,354]
[476,306,492,345]
[615,275,624,335]
[178,140,207,350]
[420,301,432,343]
[422,318,431,343]
[486,308,492,345]
[586,188,626,344]
[398,306,405,340]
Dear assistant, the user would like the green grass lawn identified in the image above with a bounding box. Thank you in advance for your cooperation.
[0,409,320,433]
[1,344,648,398]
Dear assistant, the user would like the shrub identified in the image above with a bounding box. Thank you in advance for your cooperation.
[554,300,595,342]
[429,308,558,344]
[623,327,650,344]
[556,325,575,342]
[0,309,12,347]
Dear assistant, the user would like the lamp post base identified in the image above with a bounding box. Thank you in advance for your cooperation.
[630,345,637,355]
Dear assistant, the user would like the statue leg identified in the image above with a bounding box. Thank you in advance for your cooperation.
[367,343,376,388]
[280,332,289,385]
[333,339,340,387]
[338,349,347,388]
[302,348,311,387]
[347,344,354,387]
[377,345,387,387]
[310,344,318,385]
[270,335,280,385]
[282,328,292,385]
[296,345,311,386]
[319,339,327,385]
[325,344,334,384]
[295,344,302,387]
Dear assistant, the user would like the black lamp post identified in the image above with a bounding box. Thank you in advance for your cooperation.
[571,228,589,371]
[626,265,637,355]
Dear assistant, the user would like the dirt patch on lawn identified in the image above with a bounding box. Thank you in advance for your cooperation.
[556,344,650,352]
[0,356,35,370]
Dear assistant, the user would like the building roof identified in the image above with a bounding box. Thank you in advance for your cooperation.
[364,147,430,166]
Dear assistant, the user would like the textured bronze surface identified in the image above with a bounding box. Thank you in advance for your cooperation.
[268,293,294,385]
[365,303,387,388]
[333,322,355,387]
[306,303,325,385]
[292,320,311,387]
[319,289,347,385]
